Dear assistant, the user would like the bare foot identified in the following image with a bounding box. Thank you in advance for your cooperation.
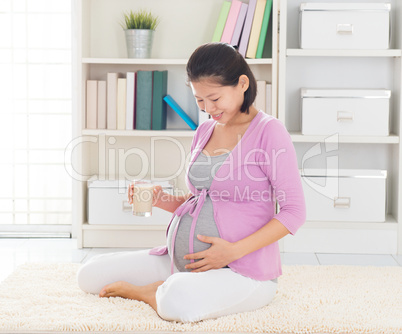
[99,280,164,311]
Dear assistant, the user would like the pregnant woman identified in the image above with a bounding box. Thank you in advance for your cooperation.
[77,42,306,322]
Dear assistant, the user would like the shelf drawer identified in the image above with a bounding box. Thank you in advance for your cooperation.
[301,89,390,136]
[301,169,387,223]
[87,177,173,225]
[299,3,391,50]
[82,229,167,248]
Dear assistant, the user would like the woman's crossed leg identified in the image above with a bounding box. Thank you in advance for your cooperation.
[77,249,277,322]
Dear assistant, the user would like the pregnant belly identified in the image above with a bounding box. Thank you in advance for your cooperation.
[166,198,221,272]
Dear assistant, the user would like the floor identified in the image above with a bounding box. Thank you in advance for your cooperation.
[1,238,402,283]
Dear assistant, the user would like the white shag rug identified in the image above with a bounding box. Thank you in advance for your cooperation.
[0,263,401,334]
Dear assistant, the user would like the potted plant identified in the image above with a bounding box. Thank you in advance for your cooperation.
[122,9,160,58]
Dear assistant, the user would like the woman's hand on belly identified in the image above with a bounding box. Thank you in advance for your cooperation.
[183,235,241,272]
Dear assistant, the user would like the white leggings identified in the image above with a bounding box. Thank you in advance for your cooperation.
[77,249,278,323]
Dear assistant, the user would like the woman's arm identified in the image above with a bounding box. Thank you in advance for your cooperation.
[233,218,289,258]
[183,218,289,272]
[152,185,193,213]
[128,183,192,214]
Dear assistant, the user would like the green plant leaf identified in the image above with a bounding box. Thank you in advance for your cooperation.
[121,9,160,30]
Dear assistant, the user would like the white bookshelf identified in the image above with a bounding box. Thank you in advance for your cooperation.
[82,58,274,65]
[72,0,279,248]
[74,0,402,254]
[303,216,398,231]
[81,129,196,138]
[286,49,402,57]
[278,0,402,254]
[290,133,400,144]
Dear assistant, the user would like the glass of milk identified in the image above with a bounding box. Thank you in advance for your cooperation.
[132,180,155,217]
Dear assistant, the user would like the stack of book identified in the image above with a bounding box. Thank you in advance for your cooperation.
[254,80,273,116]
[86,70,169,130]
[86,71,207,131]
[212,0,273,59]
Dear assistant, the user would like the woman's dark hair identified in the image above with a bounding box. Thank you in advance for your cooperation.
[186,43,257,114]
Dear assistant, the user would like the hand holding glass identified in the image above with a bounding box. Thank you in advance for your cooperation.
[128,181,166,217]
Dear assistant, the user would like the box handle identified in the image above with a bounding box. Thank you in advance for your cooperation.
[337,23,353,35]
[122,200,132,212]
[334,197,351,209]
[337,110,354,122]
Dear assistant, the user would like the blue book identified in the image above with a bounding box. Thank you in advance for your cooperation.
[136,71,153,130]
[163,95,197,130]
[152,71,168,130]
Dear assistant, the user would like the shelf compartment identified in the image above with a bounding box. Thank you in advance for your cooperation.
[290,132,399,144]
[81,129,195,137]
[82,58,274,65]
[286,49,402,57]
[82,223,167,231]
[303,215,397,230]
[82,220,397,231]
[81,223,167,248]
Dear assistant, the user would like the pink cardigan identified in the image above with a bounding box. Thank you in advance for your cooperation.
[150,111,306,280]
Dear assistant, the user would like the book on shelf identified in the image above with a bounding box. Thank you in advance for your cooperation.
[211,0,274,57]
[85,70,171,131]
[136,71,153,130]
[117,78,127,130]
[107,72,119,130]
[261,4,273,59]
[238,0,257,57]
[163,95,197,130]
[86,80,97,129]
[265,83,273,116]
[97,81,106,129]
[256,0,273,59]
[152,70,168,130]
[254,80,266,113]
[231,2,248,47]
[125,72,136,130]
[212,0,231,42]
[253,81,273,116]
[246,0,267,59]
[220,0,242,44]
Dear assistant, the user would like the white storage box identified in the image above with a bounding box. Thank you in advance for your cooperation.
[301,89,390,136]
[87,178,174,225]
[299,3,391,50]
[301,169,387,222]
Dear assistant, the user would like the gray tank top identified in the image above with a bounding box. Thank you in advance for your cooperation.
[166,151,229,272]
